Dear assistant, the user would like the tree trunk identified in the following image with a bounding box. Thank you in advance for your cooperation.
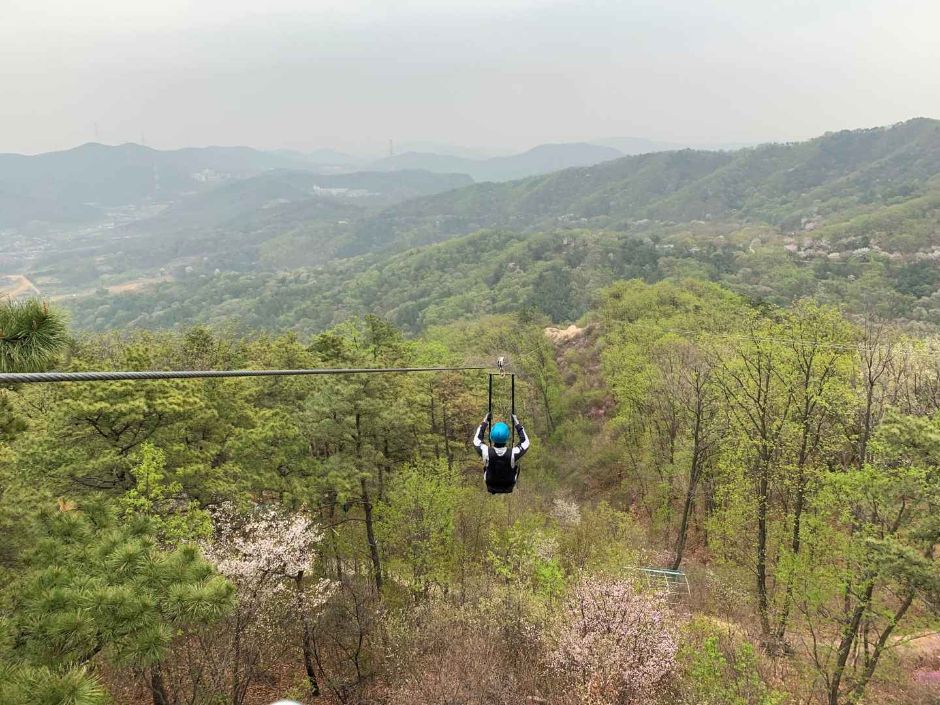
[149,664,170,705]
[756,458,772,643]
[232,614,242,705]
[775,421,812,644]
[442,397,453,470]
[326,496,343,579]
[701,474,715,549]
[773,468,804,644]
[671,423,703,570]
[859,381,875,468]
[540,381,556,433]
[380,435,390,501]
[360,476,383,593]
[828,581,875,705]
[430,394,441,460]
[845,591,915,705]
[294,571,321,699]
[354,411,383,593]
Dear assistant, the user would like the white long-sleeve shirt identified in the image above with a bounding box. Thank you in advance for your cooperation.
[472,420,530,470]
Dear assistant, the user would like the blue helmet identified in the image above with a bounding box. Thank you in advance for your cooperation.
[490,422,510,445]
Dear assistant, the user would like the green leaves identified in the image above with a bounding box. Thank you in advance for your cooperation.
[118,443,212,541]
[377,460,463,595]
[679,622,785,705]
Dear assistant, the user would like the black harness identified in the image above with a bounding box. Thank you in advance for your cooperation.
[484,369,519,494]
[485,447,517,494]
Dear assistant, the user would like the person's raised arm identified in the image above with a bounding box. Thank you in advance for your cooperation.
[512,414,530,458]
[472,412,491,457]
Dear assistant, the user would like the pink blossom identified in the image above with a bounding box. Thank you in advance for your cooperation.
[550,577,678,705]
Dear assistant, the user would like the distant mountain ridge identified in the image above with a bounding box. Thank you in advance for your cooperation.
[134,169,473,233]
[592,136,758,154]
[0,142,325,228]
[336,118,940,257]
[370,142,623,182]
[0,140,623,228]
[58,118,940,333]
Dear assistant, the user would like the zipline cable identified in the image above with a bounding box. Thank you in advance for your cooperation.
[0,365,491,385]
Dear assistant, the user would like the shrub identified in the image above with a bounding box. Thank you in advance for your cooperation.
[550,577,678,704]
[677,618,785,705]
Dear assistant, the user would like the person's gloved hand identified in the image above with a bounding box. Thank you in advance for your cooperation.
[512,414,521,427]
[483,412,492,425]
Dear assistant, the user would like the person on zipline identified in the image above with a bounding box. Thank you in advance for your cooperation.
[472,413,530,494]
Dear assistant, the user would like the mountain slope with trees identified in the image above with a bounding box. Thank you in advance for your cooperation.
[3,283,939,705]
[337,118,940,256]
[66,196,940,335]
[60,119,940,333]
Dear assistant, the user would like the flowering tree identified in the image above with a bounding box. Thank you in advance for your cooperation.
[550,498,582,527]
[551,578,678,705]
[202,505,333,703]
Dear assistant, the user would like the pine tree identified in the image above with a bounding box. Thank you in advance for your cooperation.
[0,503,234,705]
[0,299,68,374]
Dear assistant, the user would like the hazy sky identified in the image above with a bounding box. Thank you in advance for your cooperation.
[3,0,939,155]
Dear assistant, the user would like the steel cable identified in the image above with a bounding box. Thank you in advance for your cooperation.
[0,365,491,385]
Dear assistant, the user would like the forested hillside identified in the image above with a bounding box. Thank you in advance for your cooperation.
[7,0,940,697]
[62,119,940,334]
[3,118,940,705]
[5,167,472,295]
[93,170,475,275]
[2,282,939,705]
[68,211,940,334]
[337,118,940,254]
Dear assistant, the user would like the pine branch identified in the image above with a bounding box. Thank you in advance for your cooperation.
[0,299,68,373]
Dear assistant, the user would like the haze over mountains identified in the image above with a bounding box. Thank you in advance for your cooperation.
[311,118,940,260]
[6,2,940,702]
[0,133,765,231]
[0,143,315,228]
[369,143,624,182]
[0,139,634,229]
[1,117,926,334]
[1,118,938,333]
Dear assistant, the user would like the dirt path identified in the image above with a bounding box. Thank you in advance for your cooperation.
[106,274,171,293]
[48,273,174,302]
[0,274,40,298]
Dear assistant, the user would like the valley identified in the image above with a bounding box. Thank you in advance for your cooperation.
[15,119,933,334]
